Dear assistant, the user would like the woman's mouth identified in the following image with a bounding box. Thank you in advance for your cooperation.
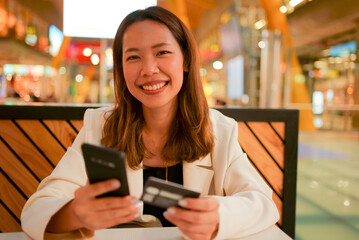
[140,81,168,91]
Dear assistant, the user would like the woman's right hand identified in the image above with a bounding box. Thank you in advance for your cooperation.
[70,179,141,230]
[44,178,141,233]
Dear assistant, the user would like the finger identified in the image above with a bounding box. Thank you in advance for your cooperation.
[164,208,219,238]
[89,196,135,211]
[179,197,219,211]
[99,212,139,229]
[84,204,139,223]
[84,209,139,230]
[165,207,218,224]
[77,179,121,198]
[178,221,215,235]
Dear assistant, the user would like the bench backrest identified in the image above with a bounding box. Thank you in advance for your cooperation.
[0,105,298,238]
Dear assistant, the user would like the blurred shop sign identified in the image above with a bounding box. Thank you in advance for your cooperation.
[330,41,357,57]
[63,0,157,39]
[0,0,58,56]
[3,64,56,77]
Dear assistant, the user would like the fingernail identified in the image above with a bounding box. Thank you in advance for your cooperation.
[111,180,120,188]
[178,200,187,207]
[134,213,140,218]
[131,198,139,204]
[167,207,176,214]
[135,201,143,209]
[163,211,170,218]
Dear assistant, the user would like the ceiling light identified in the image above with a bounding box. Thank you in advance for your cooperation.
[289,0,304,7]
[91,54,100,65]
[254,19,266,30]
[213,61,223,70]
[279,6,287,13]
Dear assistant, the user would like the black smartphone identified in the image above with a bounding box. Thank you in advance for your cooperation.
[141,176,200,209]
[81,143,129,197]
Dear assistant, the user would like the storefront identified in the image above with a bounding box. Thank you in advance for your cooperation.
[301,41,358,130]
[197,2,266,108]
[0,0,61,103]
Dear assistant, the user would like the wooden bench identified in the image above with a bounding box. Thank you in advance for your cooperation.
[0,105,298,238]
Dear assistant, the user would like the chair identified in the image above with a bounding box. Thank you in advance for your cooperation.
[0,105,298,238]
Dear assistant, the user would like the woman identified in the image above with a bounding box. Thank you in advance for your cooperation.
[21,6,279,240]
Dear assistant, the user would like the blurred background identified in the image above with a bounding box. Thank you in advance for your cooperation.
[0,0,358,239]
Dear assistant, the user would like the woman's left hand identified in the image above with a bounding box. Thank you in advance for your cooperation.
[163,197,220,240]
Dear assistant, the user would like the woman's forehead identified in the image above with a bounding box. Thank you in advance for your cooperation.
[122,20,179,50]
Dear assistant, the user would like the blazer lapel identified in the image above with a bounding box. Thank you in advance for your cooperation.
[183,154,214,196]
[126,162,143,199]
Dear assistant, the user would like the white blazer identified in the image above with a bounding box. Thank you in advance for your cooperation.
[21,107,279,240]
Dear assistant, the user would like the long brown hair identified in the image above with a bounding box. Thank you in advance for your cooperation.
[101,6,214,169]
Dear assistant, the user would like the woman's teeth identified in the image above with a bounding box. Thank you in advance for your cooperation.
[142,82,166,91]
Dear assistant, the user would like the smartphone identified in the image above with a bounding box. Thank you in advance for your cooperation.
[81,143,129,197]
[141,176,200,209]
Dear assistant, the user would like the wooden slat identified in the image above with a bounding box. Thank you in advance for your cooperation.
[0,204,22,232]
[247,122,284,169]
[70,120,84,132]
[16,120,65,166]
[273,192,283,226]
[270,122,285,140]
[237,122,284,196]
[43,120,78,149]
[0,141,38,198]
[0,173,27,219]
[0,120,55,180]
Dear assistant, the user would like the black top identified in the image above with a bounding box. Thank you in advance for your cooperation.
[143,163,183,227]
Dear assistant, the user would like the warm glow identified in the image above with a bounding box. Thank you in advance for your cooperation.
[24,94,30,102]
[279,6,288,13]
[83,48,92,57]
[75,74,84,83]
[347,86,354,95]
[258,41,265,49]
[213,61,223,70]
[34,90,40,97]
[200,68,207,77]
[91,54,100,65]
[59,67,66,74]
[254,19,266,30]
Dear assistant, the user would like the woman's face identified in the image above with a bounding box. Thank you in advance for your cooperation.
[122,20,184,111]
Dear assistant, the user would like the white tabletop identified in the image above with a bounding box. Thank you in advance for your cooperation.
[0,225,292,240]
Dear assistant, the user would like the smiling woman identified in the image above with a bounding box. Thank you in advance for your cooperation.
[21,6,280,240]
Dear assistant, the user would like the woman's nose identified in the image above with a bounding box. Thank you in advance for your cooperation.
[141,57,159,76]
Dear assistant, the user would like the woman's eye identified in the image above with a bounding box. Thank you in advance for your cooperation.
[126,55,139,61]
[157,50,170,56]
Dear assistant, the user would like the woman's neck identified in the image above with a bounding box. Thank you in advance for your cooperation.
[142,102,177,137]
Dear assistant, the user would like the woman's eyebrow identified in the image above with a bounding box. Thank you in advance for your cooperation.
[124,47,139,54]
[151,42,171,49]
[124,42,172,53]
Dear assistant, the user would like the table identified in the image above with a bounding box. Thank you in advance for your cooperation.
[0,225,292,240]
